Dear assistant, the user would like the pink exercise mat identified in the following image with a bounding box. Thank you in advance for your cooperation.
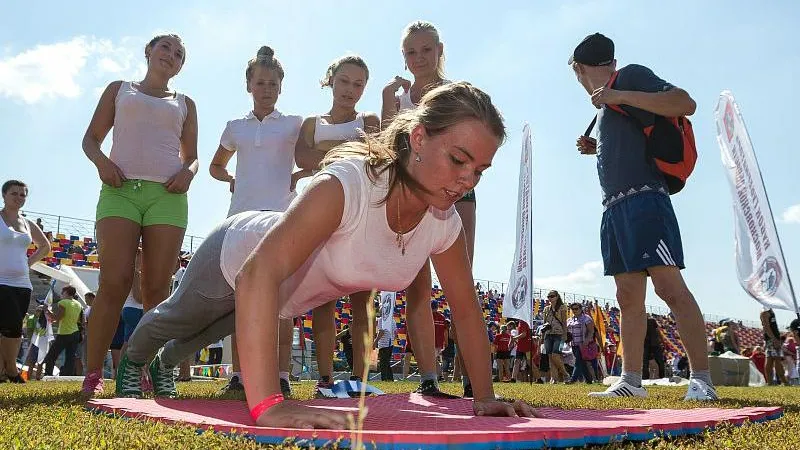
[87,393,782,449]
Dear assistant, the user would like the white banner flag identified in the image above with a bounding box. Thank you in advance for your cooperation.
[715,91,798,313]
[378,291,396,331]
[504,124,534,327]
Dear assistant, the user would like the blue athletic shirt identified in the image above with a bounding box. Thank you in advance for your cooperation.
[596,64,674,208]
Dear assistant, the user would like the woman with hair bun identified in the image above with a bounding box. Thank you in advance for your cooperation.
[203,45,302,397]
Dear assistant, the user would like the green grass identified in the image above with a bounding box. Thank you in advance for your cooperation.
[0,380,796,449]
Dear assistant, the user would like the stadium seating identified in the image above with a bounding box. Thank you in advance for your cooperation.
[28,233,765,363]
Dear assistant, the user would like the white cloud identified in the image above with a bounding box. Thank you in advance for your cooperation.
[535,261,604,290]
[0,36,137,104]
[781,204,800,224]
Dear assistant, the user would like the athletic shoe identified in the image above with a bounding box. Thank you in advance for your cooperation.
[219,375,245,394]
[116,355,144,398]
[314,377,335,398]
[683,378,718,401]
[280,378,292,397]
[7,374,25,383]
[414,379,460,399]
[82,369,105,397]
[148,352,177,398]
[588,380,647,398]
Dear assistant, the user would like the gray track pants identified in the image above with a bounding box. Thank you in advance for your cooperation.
[125,216,237,367]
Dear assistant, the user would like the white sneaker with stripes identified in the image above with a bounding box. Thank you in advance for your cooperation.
[683,378,718,401]
[588,380,648,398]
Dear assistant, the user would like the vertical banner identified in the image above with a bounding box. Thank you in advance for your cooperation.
[715,91,798,313]
[378,291,396,331]
[591,304,607,348]
[503,124,533,327]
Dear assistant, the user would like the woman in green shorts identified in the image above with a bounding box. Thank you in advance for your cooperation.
[80,33,199,397]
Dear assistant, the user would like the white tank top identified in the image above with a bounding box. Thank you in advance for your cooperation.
[398,80,451,112]
[397,91,415,112]
[0,215,33,289]
[313,113,365,144]
[219,158,463,320]
[109,82,188,183]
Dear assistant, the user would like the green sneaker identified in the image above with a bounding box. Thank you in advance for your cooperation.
[116,354,144,398]
[148,351,177,398]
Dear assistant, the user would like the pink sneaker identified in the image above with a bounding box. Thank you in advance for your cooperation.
[81,369,105,397]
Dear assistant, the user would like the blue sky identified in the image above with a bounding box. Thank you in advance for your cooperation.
[2,1,798,327]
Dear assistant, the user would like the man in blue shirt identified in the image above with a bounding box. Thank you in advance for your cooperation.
[569,33,715,400]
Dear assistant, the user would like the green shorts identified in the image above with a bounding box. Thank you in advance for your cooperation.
[96,180,188,228]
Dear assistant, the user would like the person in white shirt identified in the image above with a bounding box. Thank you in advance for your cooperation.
[208,46,302,396]
[116,82,536,428]
[381,21,479,397]
[292,54,380,392]
[209,46,303,216]
[375,314,397,381]
[0,180,51,383]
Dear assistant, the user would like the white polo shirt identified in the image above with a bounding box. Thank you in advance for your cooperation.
[220,110,303,216]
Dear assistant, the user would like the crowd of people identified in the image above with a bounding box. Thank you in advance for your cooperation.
[2,23,748,429]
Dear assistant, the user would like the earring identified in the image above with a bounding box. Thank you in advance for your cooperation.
[415,153,422,162]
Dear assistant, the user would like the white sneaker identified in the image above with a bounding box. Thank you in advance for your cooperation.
[683,378,718,401]
[588,380,648,398]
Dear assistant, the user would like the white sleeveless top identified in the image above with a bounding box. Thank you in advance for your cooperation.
[0,215,33,289]
[313,113,365,144]
[109,82,188,183]
[397,80,451,113]
[397,90,415,112]
[219,157,463,319]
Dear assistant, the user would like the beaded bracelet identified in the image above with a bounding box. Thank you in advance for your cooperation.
[249,393,285,422]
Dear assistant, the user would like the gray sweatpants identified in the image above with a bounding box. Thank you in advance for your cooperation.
[125,216,238,367]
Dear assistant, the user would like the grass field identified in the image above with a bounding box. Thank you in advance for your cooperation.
[0,380,796,449]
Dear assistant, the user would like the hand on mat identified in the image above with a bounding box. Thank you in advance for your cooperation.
[257,402,351,430]
[97,157,127,187]
[576,136,596,155]
[164,167,195,194]
[473,398,540,418]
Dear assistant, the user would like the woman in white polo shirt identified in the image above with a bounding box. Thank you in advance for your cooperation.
[208,46,301,396]
[293,54,379,394]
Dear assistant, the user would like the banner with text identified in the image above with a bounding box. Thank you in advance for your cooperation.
[504,124,534,327]
[378,291,396,331]
[715,91,798,312]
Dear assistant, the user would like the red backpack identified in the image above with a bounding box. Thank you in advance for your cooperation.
[585,71,698,195]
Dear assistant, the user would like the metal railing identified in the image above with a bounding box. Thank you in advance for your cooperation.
[23,210,205,253]
[22,210,761,329]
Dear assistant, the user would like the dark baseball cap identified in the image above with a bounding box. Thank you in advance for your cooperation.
[568,33,615,66]
[789,318,800,333]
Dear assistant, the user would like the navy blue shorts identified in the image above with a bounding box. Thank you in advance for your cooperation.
[601,192,684,276]
[122,307,144,342]
[110,317,125,350]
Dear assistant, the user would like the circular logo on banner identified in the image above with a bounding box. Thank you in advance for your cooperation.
[511,275,528,310]
[380,292,393,319]
[749,257,782,298]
